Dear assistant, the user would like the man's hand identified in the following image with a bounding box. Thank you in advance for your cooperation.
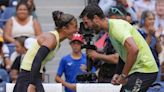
[27,84,36,92]
[111,74,120,85]
[87,49,99,60]
[115,74,128,86]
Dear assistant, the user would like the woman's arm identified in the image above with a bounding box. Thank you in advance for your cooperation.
[29,33,57,85]
[3,19,15,43]
[33,19,42,36]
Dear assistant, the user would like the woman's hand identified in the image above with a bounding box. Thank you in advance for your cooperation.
[147,26,155,35]
[27,84,36,92]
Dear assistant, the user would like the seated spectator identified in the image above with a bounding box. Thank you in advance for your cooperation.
[10,36,35,83]
[22,0,37,18]
[10,36,27,83]
[138,10,162,67]
[0,36,11,71]
[55,33,95,92]
[3,1,42,44]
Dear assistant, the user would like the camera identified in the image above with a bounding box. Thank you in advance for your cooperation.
[76,73,97,83]
[76,22,97,83]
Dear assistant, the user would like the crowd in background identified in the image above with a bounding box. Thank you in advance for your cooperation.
[0,0,164,91]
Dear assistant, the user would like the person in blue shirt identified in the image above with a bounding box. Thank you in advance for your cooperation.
[55,33,90,92]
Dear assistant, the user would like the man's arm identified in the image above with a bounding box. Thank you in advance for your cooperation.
[115,37,139,85]
[87,50,119,64]
[122,37,139,76]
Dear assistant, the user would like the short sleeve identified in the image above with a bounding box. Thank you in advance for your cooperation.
[57,57,65,77]
[2,44,10,57]
[110,20,132,45]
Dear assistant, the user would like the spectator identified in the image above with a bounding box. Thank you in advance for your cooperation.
[80,4,158,91]
[10,37,46,83]
[98,0,116,16]
[23,0,37,18]
[0,36,11,71]
[13,10,78,92]
[3,1,42,43]
[138,10,162,67]
[133,0,156,20]
[10,36,29,83]
[108,5,126,19]
[154,0,164,32]
[87,30,119,82]
[115,0,138,24]
[55,33,91,92]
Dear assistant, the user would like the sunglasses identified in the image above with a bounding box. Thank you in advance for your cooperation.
[109,7,125,16]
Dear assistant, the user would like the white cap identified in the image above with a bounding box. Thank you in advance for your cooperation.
[24,38,35,49]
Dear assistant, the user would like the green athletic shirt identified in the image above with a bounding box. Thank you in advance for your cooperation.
[108,19,158,75]
[20,31,60,73]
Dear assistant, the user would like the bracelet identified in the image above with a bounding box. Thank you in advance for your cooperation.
[120,74,127,79]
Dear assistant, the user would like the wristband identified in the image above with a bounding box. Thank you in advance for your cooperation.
[120,74,127,79]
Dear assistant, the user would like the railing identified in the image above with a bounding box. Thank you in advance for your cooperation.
[6,83,122,92]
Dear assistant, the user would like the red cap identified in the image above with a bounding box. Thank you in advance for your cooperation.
[70,33,83,43]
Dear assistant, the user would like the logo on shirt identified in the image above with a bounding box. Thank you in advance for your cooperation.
[67,62,72,66]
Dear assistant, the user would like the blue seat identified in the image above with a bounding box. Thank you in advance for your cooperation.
[0,7,15,28]
[0,69,10,83]
[9,0,18,7]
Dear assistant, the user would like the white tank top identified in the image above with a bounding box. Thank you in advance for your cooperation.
[11,16,35,38]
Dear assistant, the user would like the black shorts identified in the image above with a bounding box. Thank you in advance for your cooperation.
[121,72,158,92]
[13,69,44,92]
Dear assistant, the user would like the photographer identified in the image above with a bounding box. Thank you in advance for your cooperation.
[87,31,119,82]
